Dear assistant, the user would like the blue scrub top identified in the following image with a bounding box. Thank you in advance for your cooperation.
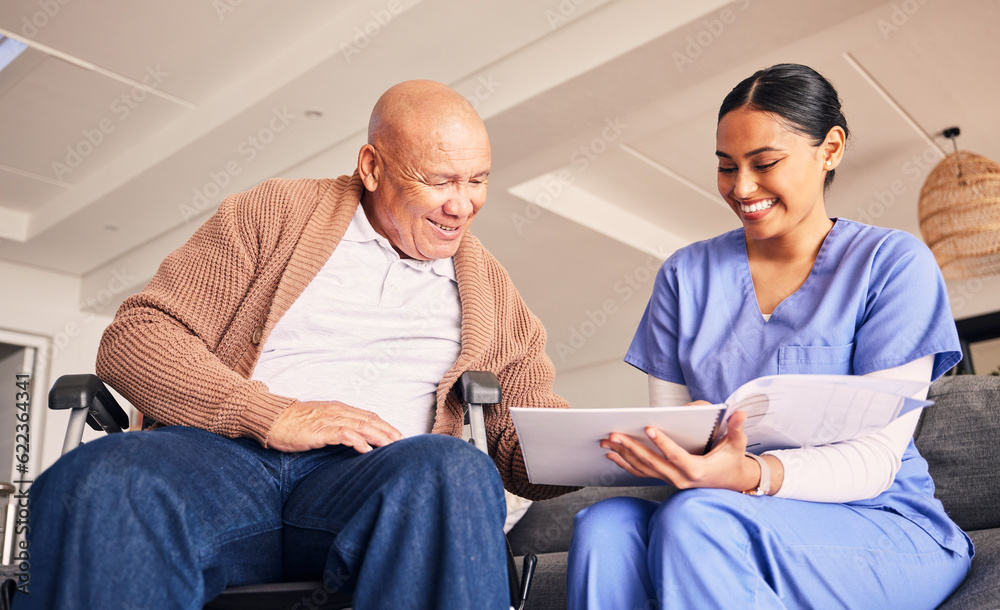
[625,218,970,556]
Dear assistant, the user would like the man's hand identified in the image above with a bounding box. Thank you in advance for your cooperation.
[266,400,403,453]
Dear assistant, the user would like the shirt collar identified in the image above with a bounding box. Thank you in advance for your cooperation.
[346,202,457,282]
[344,202,383,244]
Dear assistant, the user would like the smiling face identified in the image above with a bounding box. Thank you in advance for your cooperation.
[716,107,842,244]
[363,124,490,261]
[358,81,491,261]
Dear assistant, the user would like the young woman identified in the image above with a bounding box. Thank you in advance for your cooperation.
[566,64,972,609]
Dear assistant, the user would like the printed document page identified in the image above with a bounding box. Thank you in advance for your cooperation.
[509,405,722,487]
[719,375,930,453]
[510,374,931,487]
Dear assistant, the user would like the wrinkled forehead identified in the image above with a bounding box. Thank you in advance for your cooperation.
[381,116,491,170]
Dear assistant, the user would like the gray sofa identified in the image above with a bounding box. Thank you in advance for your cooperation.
[506,374,1000,609]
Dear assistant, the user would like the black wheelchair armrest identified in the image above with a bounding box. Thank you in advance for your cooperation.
[456,371,502,406]
[49,374,129,434]
[457,371,500,457]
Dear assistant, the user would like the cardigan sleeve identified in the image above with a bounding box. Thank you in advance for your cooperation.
[489,315,579,500]
[475,255,578,501]
[95,180,312,444]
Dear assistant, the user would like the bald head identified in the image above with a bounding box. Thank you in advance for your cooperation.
[357,80,492,261]
[367,80,485,149]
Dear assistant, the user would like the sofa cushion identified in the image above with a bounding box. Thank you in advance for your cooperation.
[917,375,1000,532]
[518,551,568,610]
[937,528,1000,610]
[506,485,675,557]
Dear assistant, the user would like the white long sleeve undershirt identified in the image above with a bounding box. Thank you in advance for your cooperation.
[646,355,934,503]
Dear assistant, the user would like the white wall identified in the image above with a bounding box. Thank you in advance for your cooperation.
[0,259,116,473]
[948,274,1000,321]
[553,358,649,410]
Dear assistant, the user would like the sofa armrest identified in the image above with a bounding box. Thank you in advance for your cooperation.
[916,375,1000,532]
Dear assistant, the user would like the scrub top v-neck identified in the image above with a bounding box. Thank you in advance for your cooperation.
[625,218,960,406]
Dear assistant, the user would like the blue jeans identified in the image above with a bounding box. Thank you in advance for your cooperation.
[567,489,970,609]
[16,427,508,610]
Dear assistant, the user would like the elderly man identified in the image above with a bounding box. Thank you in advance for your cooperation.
[21,81,571,609]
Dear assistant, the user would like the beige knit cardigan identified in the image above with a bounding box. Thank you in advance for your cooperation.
[97,173,574,500]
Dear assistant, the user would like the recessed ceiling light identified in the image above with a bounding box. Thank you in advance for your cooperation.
[0,35,28,73]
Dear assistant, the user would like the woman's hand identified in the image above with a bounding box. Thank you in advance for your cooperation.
[601,409,764,492]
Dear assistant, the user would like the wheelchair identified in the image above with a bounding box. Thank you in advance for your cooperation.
[6,371,535,610]
[1,482,18,610]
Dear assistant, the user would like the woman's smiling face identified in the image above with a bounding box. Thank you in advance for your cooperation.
[715,107,840,243]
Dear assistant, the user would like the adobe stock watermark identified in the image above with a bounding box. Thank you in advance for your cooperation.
[340,0,407,63]
[212,0,244,21]
[59,431,142,512]
[17,0,72,38]
[289,568,351,610]
[37,268,138,369]
[545,0,590,30]
[877,0,932,40]
[179,106,296,221]
[553,250,667,362]
[949,277,984,316]
[673,0,751,72]
[854,144,942,225]
[463,74,501,111]
[513,469,647,556]
[50,65,170,182]
[511,116,628,233]
[352,284,459,393]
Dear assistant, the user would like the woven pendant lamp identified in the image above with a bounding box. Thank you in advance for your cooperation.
[918,127,1000,280]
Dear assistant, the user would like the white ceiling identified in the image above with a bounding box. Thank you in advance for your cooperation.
[2,0,998,377]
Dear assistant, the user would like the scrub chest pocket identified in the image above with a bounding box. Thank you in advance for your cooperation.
[778,343,855,375]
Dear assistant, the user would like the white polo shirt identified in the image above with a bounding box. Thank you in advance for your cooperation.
[251,203,463,437]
